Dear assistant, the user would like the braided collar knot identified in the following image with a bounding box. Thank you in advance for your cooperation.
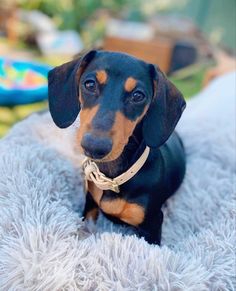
[82,158,120,193]
[82,146,150,193]
[83,160,98,177]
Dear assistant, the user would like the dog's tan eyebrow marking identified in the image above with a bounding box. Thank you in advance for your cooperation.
[96,70,107,84]
[124,77,137,92]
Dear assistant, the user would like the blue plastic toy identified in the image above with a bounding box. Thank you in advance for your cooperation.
[0,58,51,106]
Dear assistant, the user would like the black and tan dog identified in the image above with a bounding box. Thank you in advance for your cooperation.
[48,50,186,245]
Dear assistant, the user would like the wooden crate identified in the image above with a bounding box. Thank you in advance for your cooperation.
[103,36,174,73]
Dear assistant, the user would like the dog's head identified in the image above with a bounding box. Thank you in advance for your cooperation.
[48,50,186,161]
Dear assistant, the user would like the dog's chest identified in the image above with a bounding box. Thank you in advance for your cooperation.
[87,181,145,226]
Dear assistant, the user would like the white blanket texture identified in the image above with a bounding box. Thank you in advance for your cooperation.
[0,72,235,290]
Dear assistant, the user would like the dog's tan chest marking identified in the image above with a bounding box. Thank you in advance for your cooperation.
[87,181,145,226]
[100,198,145,226]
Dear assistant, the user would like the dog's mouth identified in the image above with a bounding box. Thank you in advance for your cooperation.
[80,137,127,162]
[83,149,109,161]
[82,146,125,162]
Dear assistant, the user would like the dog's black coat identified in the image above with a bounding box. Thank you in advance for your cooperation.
[48,50,186,245]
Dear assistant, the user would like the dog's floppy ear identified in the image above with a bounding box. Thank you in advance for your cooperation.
[143,65,186,148]
[48,50,97,128]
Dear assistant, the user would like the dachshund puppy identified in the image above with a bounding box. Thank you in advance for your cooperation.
[48,50,186,244]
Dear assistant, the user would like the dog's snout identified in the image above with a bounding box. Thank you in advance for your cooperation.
[81,133,112,159]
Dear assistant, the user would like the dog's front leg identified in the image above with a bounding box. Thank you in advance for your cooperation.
[137,209,163,245]
[82,191,99,222]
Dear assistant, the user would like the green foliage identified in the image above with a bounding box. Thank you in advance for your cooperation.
[16,0,147,46]
[0,102,47,137]
[17,0,143,32]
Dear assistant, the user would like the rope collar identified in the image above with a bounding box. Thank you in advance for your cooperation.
[82,146,150,193]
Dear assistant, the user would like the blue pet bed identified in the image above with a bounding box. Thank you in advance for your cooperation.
[0,58,51,106]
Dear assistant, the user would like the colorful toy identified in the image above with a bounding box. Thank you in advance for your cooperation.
[0,58,51,106]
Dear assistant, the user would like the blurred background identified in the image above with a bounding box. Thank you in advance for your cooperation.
[0,0,235,137]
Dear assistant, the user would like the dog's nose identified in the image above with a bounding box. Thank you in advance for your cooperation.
[81,133,112,159]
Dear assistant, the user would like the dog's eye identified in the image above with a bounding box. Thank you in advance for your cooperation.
[131,90,146,103]
[84,80,96,92]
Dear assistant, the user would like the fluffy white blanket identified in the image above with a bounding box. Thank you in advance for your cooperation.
[0,72,235,290]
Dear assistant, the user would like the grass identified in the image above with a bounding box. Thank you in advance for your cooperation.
[0,102,48,137]
[170,68,206,99]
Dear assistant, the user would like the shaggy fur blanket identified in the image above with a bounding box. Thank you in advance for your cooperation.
[0,72,235,290]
